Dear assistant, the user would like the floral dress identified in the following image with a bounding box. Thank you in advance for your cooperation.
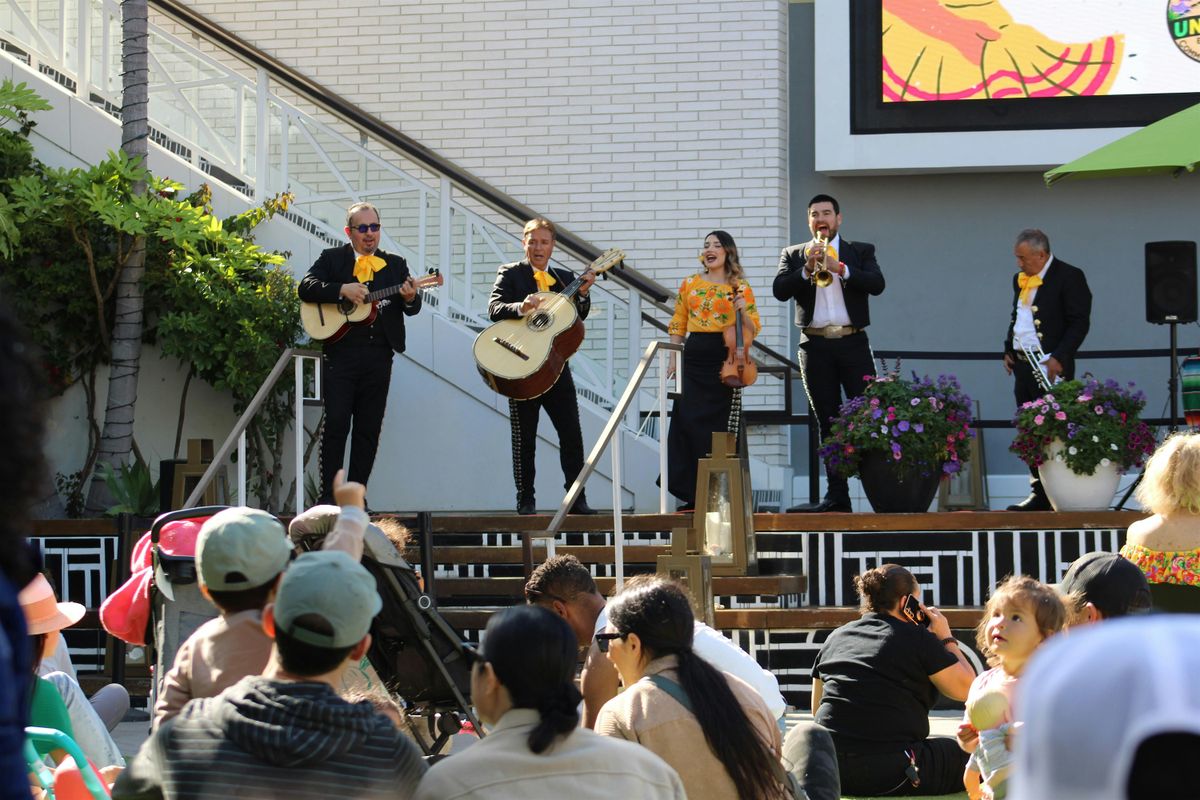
[1119,542,1200,613]
[665,274,761,506]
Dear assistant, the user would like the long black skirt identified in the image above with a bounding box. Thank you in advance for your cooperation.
[666,332,741,505]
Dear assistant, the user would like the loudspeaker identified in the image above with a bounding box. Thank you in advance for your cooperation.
[1146,241,1198,324]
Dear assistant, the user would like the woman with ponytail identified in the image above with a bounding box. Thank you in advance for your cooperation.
[594,576,788,800]
[415,605,685,800]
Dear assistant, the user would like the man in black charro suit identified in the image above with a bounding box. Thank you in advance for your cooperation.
[773,194,886,513]
[488,217,597,516]
[298,202,422,505]
[1003,228,1092,511]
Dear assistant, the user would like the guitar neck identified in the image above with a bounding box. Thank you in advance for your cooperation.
[366,275,438,302]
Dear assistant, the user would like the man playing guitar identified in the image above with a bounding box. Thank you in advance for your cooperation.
[298,202,421,505]
[488,218,598,515]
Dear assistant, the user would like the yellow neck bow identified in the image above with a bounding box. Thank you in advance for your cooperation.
[532,268,557,292]
[353,254,387,284]
[1018,272,1042,305]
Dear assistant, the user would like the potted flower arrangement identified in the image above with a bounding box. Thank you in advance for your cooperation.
[1011,378,1156,510]
[821,372,974,512]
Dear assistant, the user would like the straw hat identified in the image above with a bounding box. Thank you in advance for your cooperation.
[19,574,86,635]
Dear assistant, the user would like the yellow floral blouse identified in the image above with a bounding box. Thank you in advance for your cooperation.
[1119,542,1200,587]
[667,274,762,336]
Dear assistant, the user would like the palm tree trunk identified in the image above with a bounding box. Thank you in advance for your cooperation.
[87,0,149,512]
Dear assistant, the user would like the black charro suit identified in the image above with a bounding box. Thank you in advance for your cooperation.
[1004,256,1092,406]
[773,238,886,506]
[298,244,422,501]
[488,260,591,511]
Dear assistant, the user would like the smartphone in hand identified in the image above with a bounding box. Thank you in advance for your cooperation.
[902,595,930,628]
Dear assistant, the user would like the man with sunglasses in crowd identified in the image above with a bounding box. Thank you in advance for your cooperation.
[299,202,422,505]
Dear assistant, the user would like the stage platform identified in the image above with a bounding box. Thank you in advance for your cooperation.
[33,509,1144,707]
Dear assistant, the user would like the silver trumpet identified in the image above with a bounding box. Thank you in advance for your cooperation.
[1020,340,1059,392]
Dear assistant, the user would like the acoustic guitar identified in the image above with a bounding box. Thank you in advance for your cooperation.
[473,249,625,400]
[301,270,443,343]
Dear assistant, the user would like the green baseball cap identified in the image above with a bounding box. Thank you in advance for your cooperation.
[196,507,291,591]
[274,550,381,649]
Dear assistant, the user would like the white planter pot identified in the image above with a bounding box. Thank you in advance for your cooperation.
[1037,439,1122,511]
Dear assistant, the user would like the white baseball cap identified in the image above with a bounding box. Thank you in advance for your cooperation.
[1010,615,1200,800]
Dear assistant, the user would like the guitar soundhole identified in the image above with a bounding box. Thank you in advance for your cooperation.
[528,311,552,331]
[338,300,355,315]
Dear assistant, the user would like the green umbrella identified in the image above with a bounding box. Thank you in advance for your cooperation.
[1044,102,1200,186]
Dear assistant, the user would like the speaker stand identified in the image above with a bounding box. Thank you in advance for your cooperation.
[1116,319,1181,510]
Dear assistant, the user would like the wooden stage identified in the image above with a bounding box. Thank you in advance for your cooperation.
[32,509,1144,705]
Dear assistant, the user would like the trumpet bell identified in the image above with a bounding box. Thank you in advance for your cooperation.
[813,268,834,287]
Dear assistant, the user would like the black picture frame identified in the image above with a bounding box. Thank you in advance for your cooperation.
[849,1,1200,135]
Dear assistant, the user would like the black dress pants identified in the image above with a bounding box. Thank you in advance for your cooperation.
[799,331,875,503]
[509,366,585,505]
[836,738,968,797]
[319,337,393,503]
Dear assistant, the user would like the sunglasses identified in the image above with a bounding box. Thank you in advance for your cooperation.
[594,632,626,653]
[349,223,381,233]
[524,587,569,606]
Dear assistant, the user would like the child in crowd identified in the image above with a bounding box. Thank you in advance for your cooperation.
[153,470,370,728]
[958,575,1065,800]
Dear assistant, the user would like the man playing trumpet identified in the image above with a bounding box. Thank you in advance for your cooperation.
[773,194,886,512]
[1003,228,1092,511]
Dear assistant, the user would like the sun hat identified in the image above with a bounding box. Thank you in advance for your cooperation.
[1059,550,1152,618]
[1010,616,1200,800]
[19,574,86,635]
[273,550,381,649]
[195,507,292,592]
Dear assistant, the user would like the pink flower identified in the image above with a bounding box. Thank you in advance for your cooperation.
[1034,415,1045,425]
[1055,411,1066,420]
[1095,405,1104,415]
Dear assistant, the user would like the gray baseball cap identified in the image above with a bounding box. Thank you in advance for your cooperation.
[273,550,381,649]
[196,507,291,591]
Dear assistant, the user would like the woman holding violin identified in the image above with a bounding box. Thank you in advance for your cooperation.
[666,230,761,510]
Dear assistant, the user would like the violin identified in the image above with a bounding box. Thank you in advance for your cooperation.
[720,282,758,388]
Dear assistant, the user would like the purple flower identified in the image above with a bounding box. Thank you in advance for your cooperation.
[914,423,924,433]
[1095,405,1104,415]
[872,408,882,419]
[910,398,920,406]
[898,420,910,432]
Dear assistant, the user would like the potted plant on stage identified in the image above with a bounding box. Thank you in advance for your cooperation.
[1011,378,1157,511]
[821,372,974,512]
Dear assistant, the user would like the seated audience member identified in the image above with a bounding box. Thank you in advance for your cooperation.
[1,302,48,798]
[1010,616,1200,800]
[114,550,427,799]
[155,472,370,728]
[594,577,790,800]
[810,563,975,796]
[416,605,685,799]
[956,576,1066,800]
[1059,550,1152,625]
[524,555,786,727]
[40,631,130,733]
[21,573,125,770]
[1118,432,1200,612]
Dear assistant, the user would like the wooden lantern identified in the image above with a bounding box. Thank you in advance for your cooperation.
[691,432,756,576]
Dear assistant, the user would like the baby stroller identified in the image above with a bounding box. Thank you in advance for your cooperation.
[291,518,479,754]
[101,506,227,708]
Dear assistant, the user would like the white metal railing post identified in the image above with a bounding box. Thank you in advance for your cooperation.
[237,430,247,505]
[293,353,304,515]
[255,67,269,201]
[75,0,89,98]
[438,176,452,277]
[611,428,624,590]
[626,293,641,431]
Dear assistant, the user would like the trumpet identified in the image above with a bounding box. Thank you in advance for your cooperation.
[809,233,837,287]
[1020,339,1060,393]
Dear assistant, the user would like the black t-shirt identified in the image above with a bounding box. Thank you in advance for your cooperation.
[812,612,958,754]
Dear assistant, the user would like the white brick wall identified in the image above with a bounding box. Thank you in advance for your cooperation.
[175,0,792,464]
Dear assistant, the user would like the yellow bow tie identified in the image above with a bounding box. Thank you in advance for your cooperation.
[532,268,557,292]
[353,254,387,284]
[1018,273,1042,305]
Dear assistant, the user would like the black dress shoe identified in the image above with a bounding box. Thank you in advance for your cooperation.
[517,501,537,516]
[1006,493,1052,511]
[569,499,599,515]
[787,499,853,513]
